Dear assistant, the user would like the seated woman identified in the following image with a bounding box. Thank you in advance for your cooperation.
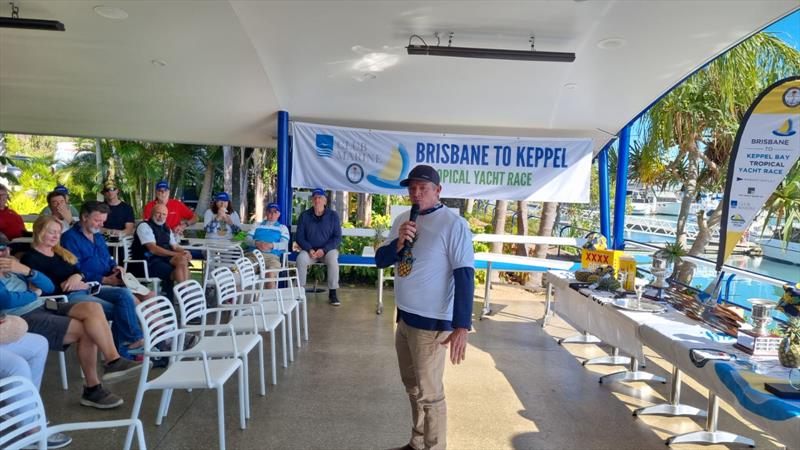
[0,233,140,409]
[21,216,143,354]
[203,192,241,240]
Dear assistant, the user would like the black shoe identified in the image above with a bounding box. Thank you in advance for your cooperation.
[80,384,123,409]
[328,290,340,306]
[102,357,142,382]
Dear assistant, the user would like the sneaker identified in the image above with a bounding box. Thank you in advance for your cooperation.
[21,431,72,449]
[328,290,340,306]
[80,385,123,409]
[182,333,199,350]
[102,357,143,382]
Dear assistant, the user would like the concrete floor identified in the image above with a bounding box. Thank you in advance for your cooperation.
[37,284,788,450]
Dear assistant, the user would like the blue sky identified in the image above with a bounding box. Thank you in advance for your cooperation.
[765,8,799,49]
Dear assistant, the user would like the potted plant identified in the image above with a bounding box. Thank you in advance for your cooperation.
[778,317,800,368]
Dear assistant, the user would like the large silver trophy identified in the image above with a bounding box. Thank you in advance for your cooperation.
[649,253,669,300]
[750,299,777,336]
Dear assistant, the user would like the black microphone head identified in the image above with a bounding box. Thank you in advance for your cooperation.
[409,203,420,221]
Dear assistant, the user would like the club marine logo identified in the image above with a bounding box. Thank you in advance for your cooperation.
[772,118,796,137]
[366,143,410,189]
[730,200,738,208]
[315,134,334,158]
[783,86,800,108]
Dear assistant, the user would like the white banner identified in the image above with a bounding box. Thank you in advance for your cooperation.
[291,122,593,202]
[717,77,800,268]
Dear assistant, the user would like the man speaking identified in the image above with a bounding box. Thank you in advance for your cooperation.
[375,165,475,450]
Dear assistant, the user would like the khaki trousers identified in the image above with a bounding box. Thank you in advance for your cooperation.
[296,249,340,289]
[395,318,451,450]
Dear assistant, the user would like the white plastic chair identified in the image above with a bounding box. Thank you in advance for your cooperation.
[126,296,246,450]
[235,257,299,360]
[203,246,244,289]
[211,267,288,371]
[0,376,146,450]
[121,236,161,295]
[38,295,70,391]
[251,249,308,343]
[173,279,267,410]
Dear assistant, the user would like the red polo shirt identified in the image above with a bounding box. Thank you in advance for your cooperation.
[0,206,26,239]
[143,199,196,230]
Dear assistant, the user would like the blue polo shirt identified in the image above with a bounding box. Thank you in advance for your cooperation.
[60,223,116,283]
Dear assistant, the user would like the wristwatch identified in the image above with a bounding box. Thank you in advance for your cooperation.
[26,268,34,277]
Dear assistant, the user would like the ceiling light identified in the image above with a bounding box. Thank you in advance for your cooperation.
[0,1,64,31]
[596,38,627,49]
[406,33,575,63]
[94,6,128,20]
[353,52,399,72]
[564,83,578,90]
[151,59,167,67]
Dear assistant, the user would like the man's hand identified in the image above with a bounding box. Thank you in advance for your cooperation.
[0,256,30,276]
[59,203,73,223]
[441,328,468,365]
[174,224,186,236]
[256,241,274,252]
[396,220,416,252]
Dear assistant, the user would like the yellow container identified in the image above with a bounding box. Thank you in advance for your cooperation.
[581,249,637,291]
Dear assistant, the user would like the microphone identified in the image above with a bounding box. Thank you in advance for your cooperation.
[401,203,420,253]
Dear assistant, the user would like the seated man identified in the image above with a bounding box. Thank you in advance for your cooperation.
[101,180,136,237]
[0,233,140,409]
[142,180,197,234]
[0,184,27,240]
[44,190,77,232]
[295,189,342,306]
[247,202,289,269]
[131,203,191,300]
[40,184,79,218]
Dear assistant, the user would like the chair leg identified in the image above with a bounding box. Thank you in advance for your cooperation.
[156,389,171,425]
[241,355,250,419]
[216,387,226,450]
[125,386,147,450]
[237,366,246,430]
[302,299,308,341]
[270,332,277,385]
[135,420,147,450]
[281,321,288,368]
[286,313,294,362]
[163,389,174,418]
[257,338,266,396]
[294,307,301,349]
[58,351,68,391]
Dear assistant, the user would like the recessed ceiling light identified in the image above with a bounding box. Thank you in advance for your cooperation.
[93,6,128,20]
[564,83,578,90]
[596,37,626,49]
[151,59,166,67]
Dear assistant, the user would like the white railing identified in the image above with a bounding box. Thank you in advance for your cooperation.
[624,215,719,240]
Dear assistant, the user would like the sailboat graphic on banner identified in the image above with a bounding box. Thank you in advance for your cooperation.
[367,143,409,189]
[772,118,796,137]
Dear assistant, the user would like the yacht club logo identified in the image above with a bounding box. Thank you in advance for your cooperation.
[772,118,796,137]
[315,134,334,158]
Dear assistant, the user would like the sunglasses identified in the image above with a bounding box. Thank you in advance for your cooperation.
[0,244,8,251]
[104,188,118,192]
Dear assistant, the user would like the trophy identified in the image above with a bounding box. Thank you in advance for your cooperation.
[735,299,781,356]
[649,253,669,300]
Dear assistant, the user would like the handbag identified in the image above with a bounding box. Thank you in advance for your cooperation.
[0,315,29,344]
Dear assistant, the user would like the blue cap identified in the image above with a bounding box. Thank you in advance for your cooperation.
[155,180,169,190]
[267,202,280,212]
[215,192,231,202]
[54,184,69,195]
[311,188,325,197]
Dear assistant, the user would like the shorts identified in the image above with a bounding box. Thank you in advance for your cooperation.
[21,304,75,351]
[147,255,174,280]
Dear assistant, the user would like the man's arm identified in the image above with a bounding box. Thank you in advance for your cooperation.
[323,210,342,253]
[295,213,312,251]
[180,202,198,226]
[374,239,401,268]
[0,278,37,310]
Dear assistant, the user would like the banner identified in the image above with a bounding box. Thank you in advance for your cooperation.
[291,122,593,202]
[716,76,800,270]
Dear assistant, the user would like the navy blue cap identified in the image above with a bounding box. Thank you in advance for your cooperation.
[311,188,326,197]
[54,184,69,195]
[155,180,169,190]
[0,232,9,248]
[215,192,231,202]
[400,165,440,187]
[267,202,280,212]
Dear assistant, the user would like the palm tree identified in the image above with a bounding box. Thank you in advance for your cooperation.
[762,160,800,247]
[635,32,800,281]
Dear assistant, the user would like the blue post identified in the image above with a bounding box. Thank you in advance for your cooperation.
[597,143,612,244]
[612,126,631,250]
[277,110,290,228]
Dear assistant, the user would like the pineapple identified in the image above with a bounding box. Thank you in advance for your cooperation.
[778,317,800,368]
